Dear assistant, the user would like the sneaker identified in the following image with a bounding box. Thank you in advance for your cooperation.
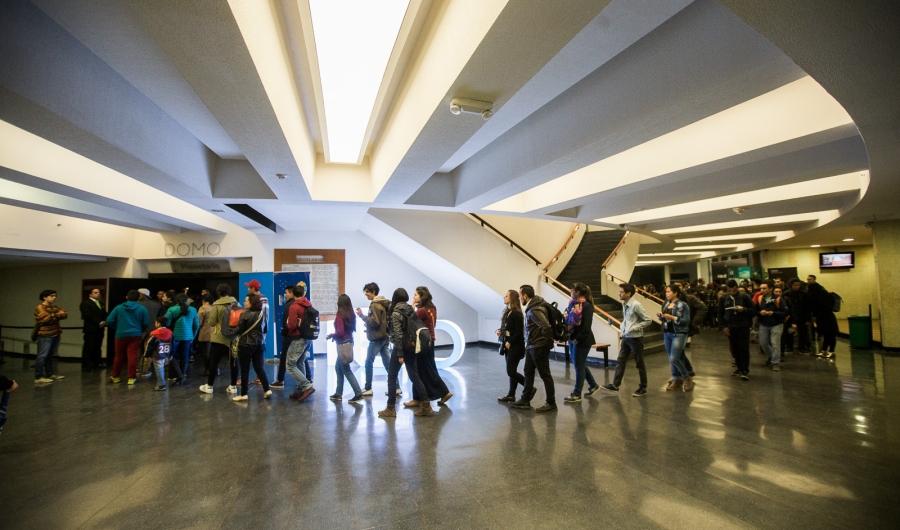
[731,369,742,377]
[127,378,136,385]
[584,385,601,397]
[252,377,261,385]
[510,399,531,409]
[599,384,618,393]
[825,352,835,359]
[816,351,826,357]
[362,389,373,396]
[199,384,214,394]
[563,394,582,403]
[155,384,167,391]
[535,403,558,413]
[632,387,647,397]
[297,387,315,401]
[264,390,272,399]
[385,388,403,396]
[270,381,284,388]
[289,392,302,400]
[232,395,248,402]
[665,380,675,391]
[50,374,65,380]
[171,379,184,386]
[438,392,453,406]
[741,372,750,381]
[772,364,780,372]
[107,376,120,384]
[498,395,516,402]
[226,385,238,394]
[349,394,364,403]
[329,394,343,401]
[668,379,684,391]
[35,377,53,384]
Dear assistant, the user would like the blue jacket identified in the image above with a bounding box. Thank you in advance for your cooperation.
[660,299,690,334]
[756,295,788,327]
[164,305,200,341]
[106,301,151,339]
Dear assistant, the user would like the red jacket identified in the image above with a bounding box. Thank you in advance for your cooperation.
[416,307,437,341]
[285,297,311,337]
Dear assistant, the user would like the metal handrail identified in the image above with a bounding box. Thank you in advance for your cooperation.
[601,231,629,268]
[606,273,665,305]
[541,273,622,327]
[469,214,541,266]
[542,223,581,273]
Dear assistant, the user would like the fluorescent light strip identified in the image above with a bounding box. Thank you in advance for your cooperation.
[310,0,409,163]
[639,252,716,258]
[674,231,792,243]
[595,171,865,225]
[675,244,755,251]
[0,120,232,232]
[656,211,839,235]
[486,76,854,213]
[636,261,673,265]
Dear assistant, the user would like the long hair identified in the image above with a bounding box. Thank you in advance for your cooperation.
[174,292,189,316]
[571,282,594,307]
[246,293,262,311]
[415,286,435,310]
[667,283,683,300]
[336,294,356,331]
[507,289,522,314]
[389,288,409,316]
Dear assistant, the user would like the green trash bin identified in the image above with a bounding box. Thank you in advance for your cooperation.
[848,315,872,348]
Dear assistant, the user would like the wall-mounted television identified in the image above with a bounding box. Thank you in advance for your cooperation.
[819,252,855,269]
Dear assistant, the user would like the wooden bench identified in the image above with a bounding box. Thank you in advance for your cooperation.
[554,341,612,367]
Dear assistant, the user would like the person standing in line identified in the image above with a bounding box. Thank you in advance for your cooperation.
[406,286,453,408]
[233,294,272,402]
[774,285,796,360]
[79,288,107,372]
[199,284,239,395]
[271,284,294,389]
[105,290,151,386]
[785,279,811,353]
[34,290,68,384]
[378,288,430,418]
[756,280,787,371]
[718,279,756,380]
[807,275,837,358]
[158,290,175,319]
[0,375,19,438]
[600,283,652,397]
[511,285,556,412]
[146,316,179,391]
[355,282,394,397]
[136,289,161,376]
[165,293,198,380]
[658,284,693,392]
[283,285,316,401]
[245,280,269,386]
[563,283,598,403]
[328,294,364,403]
[497,290,525,402]
[196,294,214,376]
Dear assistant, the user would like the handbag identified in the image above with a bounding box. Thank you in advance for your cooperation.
[337,340,354,364]
[230,312,263,359]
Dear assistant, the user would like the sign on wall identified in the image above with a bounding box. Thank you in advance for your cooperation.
[170,260,231,273]
[281,263,339,314]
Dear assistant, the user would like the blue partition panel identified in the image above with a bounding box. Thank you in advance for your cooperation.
[237,272,276,359]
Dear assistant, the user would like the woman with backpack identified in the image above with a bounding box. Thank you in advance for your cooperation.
[199,284,239,395]
[164,293,198,381]
[658,283,693,392]
[327,294,363,403]
[232,293,271,402]
[405,286,452,409]
[563,282,598,403]
[378,288,431,418]
[497,289,525,402]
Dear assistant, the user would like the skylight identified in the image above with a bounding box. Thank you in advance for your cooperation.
[310,0,410,164]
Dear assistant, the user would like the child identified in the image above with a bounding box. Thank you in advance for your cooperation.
[0,375,18,438]
[146,317,182,391]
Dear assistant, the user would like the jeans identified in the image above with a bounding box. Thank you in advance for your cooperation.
[172,340,191,378]
[413,343,450,402]
[277,336,293,382]
[334,358,362,397]
[112,336,142,379]
[523,346,555,404]
[759,324,783,365]
[35,336,60,378]
[728,326,751,374]
[239,344,270,395]
[664,332,689,379]
[364,337,390,390]
[152,358,179,385]
[207,342,238,387]
[569,340,596,395]
[286,339,313,392]
[613,337,647,389]
[505,351,525,397]
[81,331,104,368]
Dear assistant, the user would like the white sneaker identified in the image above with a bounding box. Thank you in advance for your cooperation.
[362,389,373,396]
[35,377,53,384]
[226,385,238,394]
[385,388,403,396]
[199,384,213,394]
[232,395,248,402]
[264,390,272,399]
[49,375,65,380]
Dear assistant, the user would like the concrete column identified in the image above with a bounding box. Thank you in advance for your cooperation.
[663,264,671,285]
[874,220,900,348]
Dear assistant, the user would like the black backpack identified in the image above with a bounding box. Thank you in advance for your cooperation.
[299,304,320,340]
[402,311,432,356]
[543,301,567,342]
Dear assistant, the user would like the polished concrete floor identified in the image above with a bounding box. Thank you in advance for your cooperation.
[1,333,899,530]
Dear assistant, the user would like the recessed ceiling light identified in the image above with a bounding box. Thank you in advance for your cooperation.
[811,244,821,248]
[310,0,410,163]
[486,76,854,213]
[842,238,854,242]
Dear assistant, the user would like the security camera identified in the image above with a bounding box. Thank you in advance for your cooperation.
[450,104,461,115]
[450,97,493,119]
[481,109,493,120]
[619,223,626,229]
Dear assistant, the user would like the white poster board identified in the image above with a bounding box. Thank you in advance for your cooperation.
[281,263,340,314]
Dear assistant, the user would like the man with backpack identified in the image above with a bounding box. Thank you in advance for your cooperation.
[199,284,239,394]
[756,280,788,371]
[511,285,556,412]
[284,284,315,401]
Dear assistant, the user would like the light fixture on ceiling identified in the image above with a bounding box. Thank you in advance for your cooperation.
[656,211,839,235]
[733,207,745,215]
[449,97,494,120]
[309,0,410,164]
[276,173,288,180]
[843,238,854,242]
[811,244,821,248]
[674,231,792,243]
[211,209,225,212]
[635,260,674,265]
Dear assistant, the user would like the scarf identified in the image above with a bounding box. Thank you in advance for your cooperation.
[565,296,587,329]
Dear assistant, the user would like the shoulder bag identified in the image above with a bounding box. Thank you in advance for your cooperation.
[230,312,264,359]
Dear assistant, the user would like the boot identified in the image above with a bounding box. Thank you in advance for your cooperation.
[378,406,396,418]
[683,376,694,391]
[403,399,420,408]
[669,379,684,391]
[414,401,434,417]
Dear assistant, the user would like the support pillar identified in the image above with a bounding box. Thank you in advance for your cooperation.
[663,264,671,286]
[874,220,900,348]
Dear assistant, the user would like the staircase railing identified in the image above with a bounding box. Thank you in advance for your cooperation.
[601,231,629,267]
[542,223,581,273]
[542,273,621,327]
[606,273,665,305]
[467,214,541,266]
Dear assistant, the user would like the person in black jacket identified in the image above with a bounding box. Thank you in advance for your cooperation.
[497,290,526,402]
[232,294,271,402]
[718,279,757,380]
[807,275,838,358]
[80,288,107,371]
[785,279,811,353]
[563,283,597,403]
[511,285,556,412]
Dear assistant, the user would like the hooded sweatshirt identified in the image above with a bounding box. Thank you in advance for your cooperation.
[362,296,390,340]
[106,301,151,339]
[208,296,237,347]
[164,304,200,341]
[147,327,173,360]
[286,297,312,338]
